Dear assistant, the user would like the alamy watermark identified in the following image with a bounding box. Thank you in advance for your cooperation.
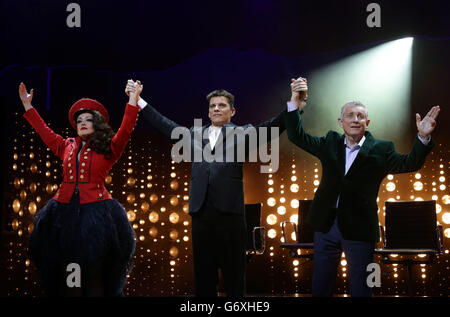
[170,119,280,173]
[66,263,81,288]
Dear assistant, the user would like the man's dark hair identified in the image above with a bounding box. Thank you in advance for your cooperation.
[206,89,235,109]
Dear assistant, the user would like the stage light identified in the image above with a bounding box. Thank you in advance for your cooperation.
[267,229,277,239]
[444,228,450,238]
[308,37,414,147]
[386,182,396,191]
[290,214,298,224]
[414,181,423,191]
[277,206,286,215]
[149,211,159,223]
[443,195,450,204]
[267,197,276,207]
[436,204,442,214]
[266,214,278,225]
[169,212,180,224]
[290,184,299,193]
[442,212,450,224]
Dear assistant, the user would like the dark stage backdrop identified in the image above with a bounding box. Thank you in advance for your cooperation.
[0,0,449,297]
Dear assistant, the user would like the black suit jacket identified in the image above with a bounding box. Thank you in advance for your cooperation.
[284,109,434,242]
[141,104,286,215]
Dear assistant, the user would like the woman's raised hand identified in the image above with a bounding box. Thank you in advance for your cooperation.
[18,82,34,111]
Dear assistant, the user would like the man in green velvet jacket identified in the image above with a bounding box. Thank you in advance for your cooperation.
[284,76,440,297]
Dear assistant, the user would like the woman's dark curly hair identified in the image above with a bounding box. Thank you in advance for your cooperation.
[74,109,115,159]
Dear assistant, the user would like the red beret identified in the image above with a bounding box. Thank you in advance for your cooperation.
[68,98,109,129]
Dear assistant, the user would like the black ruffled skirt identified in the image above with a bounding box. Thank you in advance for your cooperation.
[29,191,136,296]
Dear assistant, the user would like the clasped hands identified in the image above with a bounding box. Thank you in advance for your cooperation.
[126,80,143,107]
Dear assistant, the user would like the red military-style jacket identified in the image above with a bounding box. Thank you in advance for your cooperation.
[23,104,140,204]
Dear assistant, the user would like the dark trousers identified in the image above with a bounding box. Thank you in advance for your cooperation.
[312,219,375,297]
[191,194,247,297]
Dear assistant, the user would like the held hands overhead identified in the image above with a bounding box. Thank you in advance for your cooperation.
[290,77,308,111]
[127,80,143,107]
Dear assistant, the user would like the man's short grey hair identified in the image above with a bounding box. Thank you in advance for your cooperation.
[340,101,368,119]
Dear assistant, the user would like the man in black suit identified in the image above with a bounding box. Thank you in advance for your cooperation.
[126,81,285,296]
[285,77,440,296]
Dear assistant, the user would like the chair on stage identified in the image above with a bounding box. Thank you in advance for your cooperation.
[280,199,315,260]
[245,203,266,260]
[375,200,444,296]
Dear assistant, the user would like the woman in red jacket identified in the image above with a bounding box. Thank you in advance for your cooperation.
[18,81,143,296]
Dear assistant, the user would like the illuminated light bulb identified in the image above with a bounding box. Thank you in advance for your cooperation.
[386,182,396,191]
[169,247,179,258]
[442,195,450,204]
[127,211,136,222]
[290,199,299,209]
[268,187,274,193]
[149,194,158,203]
[413,181,423,191]
[313,180,320,186]
[141,202,150,212]
[387,174,394,180]
[441,212,450,225]
[414,197,424,201]
[169,230,179,240]
[340,259,347,266]
[290,214,298,224]
[268,179,274,185]
[267,229,277,239]
[280,197,286,203]
[266,214,278,225]
[293,260,299,266]
[443,228,450,238]
[170,196,179,206]
[291,176,297,182]
[267,197,276,207]
[439,176,445,182]
[415,173,421,179]
[169,212,180,224]
[436,204,442,214]
[149,211,159,223]
[277,206,286,215]
[291,232,297,241]
[12,199,21,213]
[439,184,446,191]
[170,180,179,190]
[290,184,299,193]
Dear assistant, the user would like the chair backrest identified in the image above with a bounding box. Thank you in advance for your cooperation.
[296,200,315,244]
[245,203,263,251]
[385,200,437,250]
